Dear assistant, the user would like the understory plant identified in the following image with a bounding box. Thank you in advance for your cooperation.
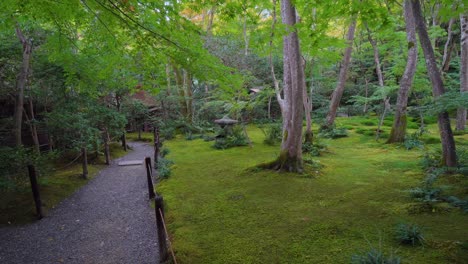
[395,223,425,246]
[318,125,348,139]
[213,125,249,149]
[351,248,401,264]
[259,123,282,145]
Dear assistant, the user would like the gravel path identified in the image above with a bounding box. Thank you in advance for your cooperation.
[0,143,160,264]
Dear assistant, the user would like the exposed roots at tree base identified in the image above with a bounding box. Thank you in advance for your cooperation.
[257,152,303,173]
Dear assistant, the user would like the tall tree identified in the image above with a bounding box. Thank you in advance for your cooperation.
[456,13,468,131]
[411,0,457,166]
[324,17,357,129]
[387,0,418,143]
[13,25,32,146]
[263,0,305,172]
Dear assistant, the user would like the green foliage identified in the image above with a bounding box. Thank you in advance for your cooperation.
[351,248,401,264]
[213,125,249,149]
[395,223,425,246]
[259,123,282,146]
[318,126,348,139]
[0,147,58,190]
[157,157,174,179]
[409,187,441,202]
[302,141,327,157]
[404,132,424,150]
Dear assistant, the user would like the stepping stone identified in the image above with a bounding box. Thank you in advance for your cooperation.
[118,160,143,166]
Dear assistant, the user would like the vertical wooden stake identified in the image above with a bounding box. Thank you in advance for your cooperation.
[155,195,168,262]
[27,165,43,219]
[121,132,127,151]
[82,147,88,179]
[104,129,110,165]
[145,157,155,199]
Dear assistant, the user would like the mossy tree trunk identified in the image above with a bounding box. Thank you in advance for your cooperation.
[412,0,457,167]
[456,14,467,131]
[388,0,418,143]
[324,17,357,129]
[264,0,305,172]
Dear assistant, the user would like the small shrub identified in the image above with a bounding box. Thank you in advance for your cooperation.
[446,196,468,212]
[161,127,175,140]
[302,141,327,156]
[302,156,324,170]
[260,123,282,146]
[213,125,249,149]
[318,126,348,139]
[203,135,215,142]
[404,132,424,150]
[409,187,441,202]
[157,157,174,179]
[361,120,376,126]
[395,223,425,246]
[160,147,170,157]
[351,248,401,264]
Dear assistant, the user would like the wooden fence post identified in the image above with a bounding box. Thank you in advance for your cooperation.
[121,132,127,151]
[81,147,88,179]
[155,195,168,262]
[27,165,43,219]
[145,157,156,199]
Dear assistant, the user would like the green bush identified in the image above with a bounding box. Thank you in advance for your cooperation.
[302,141,327,156]
[361,120,376,126]
[395,223,425,246]
[213,125,249,149]
[409,187,441,202]
[157,157,174,179]
[404,133,424,150]
[351,248,401,264]
[318,126,348,139]
[0,147,58,191]
[261,123,282,146]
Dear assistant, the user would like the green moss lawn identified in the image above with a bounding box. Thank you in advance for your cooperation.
[158,116,468,263]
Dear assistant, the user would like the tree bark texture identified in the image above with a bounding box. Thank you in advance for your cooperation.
[263,0,305,172]
[411,0,457,167]
[387,0,418,143]
[14,25,32,146]
[441,16,456,72]
[324,17,357,128]
[28,96,40,153]
[456,14,468,131]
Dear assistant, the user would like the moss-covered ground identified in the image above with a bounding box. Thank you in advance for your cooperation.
[0,142,129,226]
[158,116,468,263]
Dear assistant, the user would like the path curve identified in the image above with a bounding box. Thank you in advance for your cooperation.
[0,142,159,264]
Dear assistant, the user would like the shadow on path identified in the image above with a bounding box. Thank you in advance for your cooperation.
[0,143,159,264]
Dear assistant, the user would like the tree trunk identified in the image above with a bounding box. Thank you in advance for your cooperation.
[14,25,32,146]
[82,147,88,179]
[324,17,357,128]
[262,0,305,172]
[243,14,249,56]
[387,0,418,143]
[411,0,457,167]
[303,58,314,144]
[441,16,456,72]
[183,70,193,122]
[206,7,216,35]
[363,78,369,114]
[456,14,468,131]
[28,96,40,153]
[172,65,188,119]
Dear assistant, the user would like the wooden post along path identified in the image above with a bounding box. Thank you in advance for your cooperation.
[27,165,43,219]
[145,157,156,199]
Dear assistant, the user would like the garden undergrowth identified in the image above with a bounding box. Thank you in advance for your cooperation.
[158,117,467,263]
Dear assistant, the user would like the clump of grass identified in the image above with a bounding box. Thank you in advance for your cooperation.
[395,223,425,246]
[351,248,401,264]
[157,157,174,179]
[213,125,249,149]
[404,132,424,150]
